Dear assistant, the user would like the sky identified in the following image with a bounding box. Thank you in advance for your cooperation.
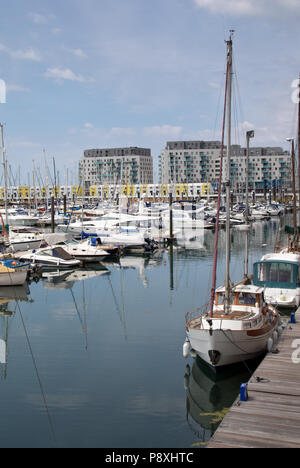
[1,0,300,184]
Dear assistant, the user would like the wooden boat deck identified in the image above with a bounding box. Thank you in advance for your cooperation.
[207,309,300,448]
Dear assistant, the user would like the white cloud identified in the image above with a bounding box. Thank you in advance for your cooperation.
[69,48,87,59]
[44,67,92,83]
[28,12,56,24]
[143,125,183,138]
[208,81,220,89]
[193,0,300,16]
[11,140,42,148]
[0,42,41,61]
[11,48,41,61]
[51,28,61,36]
[6,84,30,92]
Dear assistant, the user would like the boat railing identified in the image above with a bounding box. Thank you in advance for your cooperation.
[185,301,209,325]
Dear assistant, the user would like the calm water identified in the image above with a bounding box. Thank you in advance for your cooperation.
[0,217,287,448]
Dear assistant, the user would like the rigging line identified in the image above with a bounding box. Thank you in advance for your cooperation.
[232,78,240,147]
[16,300,58,448]
[70,288,87,349]
[232,54,246,123]
[210,43,229,318]
[106,274,127,339]
[107,274,122,322]
[212,57,227,141]
[219,329,254,375]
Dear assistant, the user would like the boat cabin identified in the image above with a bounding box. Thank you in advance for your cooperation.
[213,284,264,317]
[253,253,300,290]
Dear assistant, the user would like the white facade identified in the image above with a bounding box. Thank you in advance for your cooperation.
[79,147,153,188]
[159,141,291,190]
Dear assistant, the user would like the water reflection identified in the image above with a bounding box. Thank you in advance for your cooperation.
[0,214,291,447]
[42,264,110,289]
[0,284,31,379]
[184,356,263,445]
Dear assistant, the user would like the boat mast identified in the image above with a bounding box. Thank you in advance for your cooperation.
[209,44,229,317]
[244,130,254,279]
[224,31,234,313]
[0,123,8,226]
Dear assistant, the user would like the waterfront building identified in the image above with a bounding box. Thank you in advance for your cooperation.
[79,147,153,189]
[159,140,292,191]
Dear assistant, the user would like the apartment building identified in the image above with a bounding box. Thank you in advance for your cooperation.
[159,141,291,190]
[79,147,153,189]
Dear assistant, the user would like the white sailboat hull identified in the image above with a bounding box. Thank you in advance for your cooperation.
[187,320,279,368]
[0,269,28,286]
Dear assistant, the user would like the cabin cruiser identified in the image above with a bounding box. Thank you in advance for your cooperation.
[18,246,81,269]
[53,239,110,262]
[253,251,300,309]
[7,227,44,252]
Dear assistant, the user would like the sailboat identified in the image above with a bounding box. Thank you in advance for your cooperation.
[183,32,280,369]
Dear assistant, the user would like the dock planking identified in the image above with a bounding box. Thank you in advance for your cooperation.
[207,310,300,448]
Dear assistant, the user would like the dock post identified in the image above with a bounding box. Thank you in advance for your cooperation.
[51,196,55,233]
[169,191,173,243]
[63,194,67,216]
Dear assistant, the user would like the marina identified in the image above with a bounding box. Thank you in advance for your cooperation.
[2,1,300,450]
[0,204,296,448]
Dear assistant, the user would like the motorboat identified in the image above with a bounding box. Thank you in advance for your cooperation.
[18,246,81,269]
[7,227,44,252]
[54,239,110,262]
[253,251,300,309]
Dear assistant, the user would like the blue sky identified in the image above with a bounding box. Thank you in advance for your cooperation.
[1,0,300,184]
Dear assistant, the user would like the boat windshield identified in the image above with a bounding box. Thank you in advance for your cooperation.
[254,261,297,289]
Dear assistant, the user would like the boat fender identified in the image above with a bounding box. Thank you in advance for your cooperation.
[240,383,248,402]
[267,337,273,352]
[183,339,191,359]
[290,313,296,324]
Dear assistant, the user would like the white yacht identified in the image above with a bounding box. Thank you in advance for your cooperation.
[8,227,44,252]
[18,246,81,269]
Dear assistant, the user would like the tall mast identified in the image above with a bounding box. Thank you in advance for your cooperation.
[0,124,8,225]
[244,130,254,279]
[224,31,234,313]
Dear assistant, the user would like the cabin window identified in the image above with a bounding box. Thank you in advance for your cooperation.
[270,263,293,283]
[237,293,256,306]
[258,262,294,284]
[216,292,235,305]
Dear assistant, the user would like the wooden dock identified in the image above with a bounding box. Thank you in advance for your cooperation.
[207,311,300,448]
